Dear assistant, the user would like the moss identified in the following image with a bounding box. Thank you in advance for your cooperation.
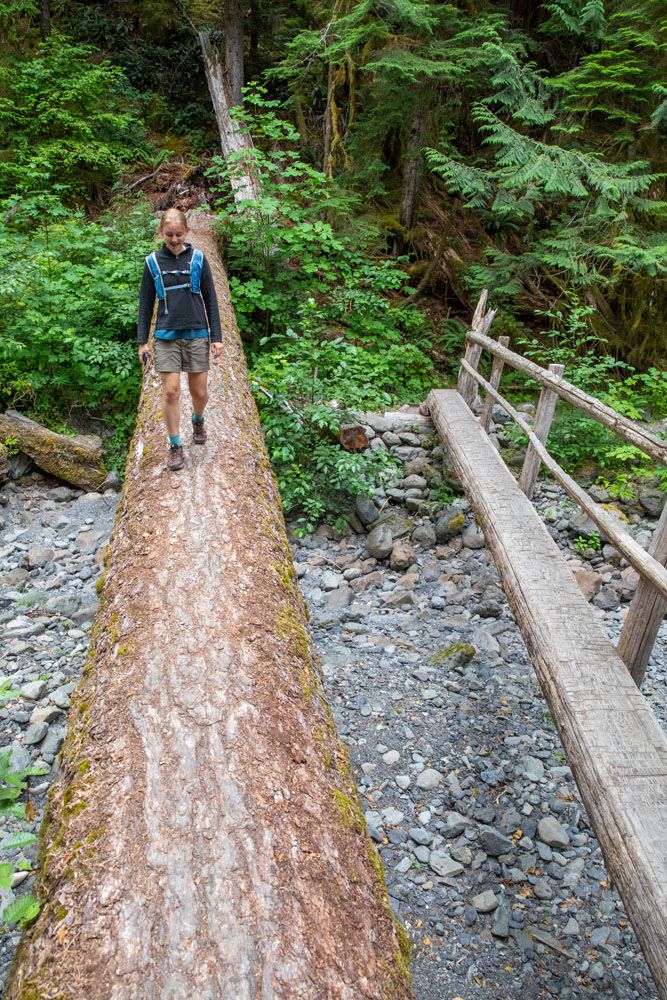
[77,760,90,777]
[428,642,476,667]
[275,605,310,662]
[95,571,106,595]
[86,827,105,844]
[333,788,365,834]
[447,512,465,531]
[54,906,68,922]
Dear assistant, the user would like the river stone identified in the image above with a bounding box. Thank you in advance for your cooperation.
[462,522,485,549]
[24,721,48,745]
[27,545,54,568]
[479,826,514,857]
[390,540,416,571]
[472,889,499,913]
[20,680,47,701]
[355,495,379,526]
[429,851,464,878]
[538,816,570,848]
[638,486,665,517]
[519,755,545,781]
[411,523,436,548]
[416,768,443,790]
[434,506,465,542]
[366,524,393,560]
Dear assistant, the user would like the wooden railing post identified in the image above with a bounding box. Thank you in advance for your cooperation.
[480,336,510,432]
[617,501,667,688]
[518,363,565,500]
[458,291,488,405]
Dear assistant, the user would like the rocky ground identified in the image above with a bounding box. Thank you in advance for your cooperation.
[0,413,665,998]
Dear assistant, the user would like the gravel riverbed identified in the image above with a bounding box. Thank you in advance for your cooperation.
[0,414,665,998]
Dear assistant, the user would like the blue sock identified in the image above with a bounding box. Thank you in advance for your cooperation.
[192,412,204,424]
[169,434,181,447]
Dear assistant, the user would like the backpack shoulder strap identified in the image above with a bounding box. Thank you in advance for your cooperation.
[146,252,165,300]
[190,248,204,294]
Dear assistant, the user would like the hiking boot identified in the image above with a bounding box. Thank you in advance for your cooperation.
[168,444,185,471]
[192,418,207,445]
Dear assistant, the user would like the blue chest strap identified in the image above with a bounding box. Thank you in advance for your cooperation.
[146,248,204,308]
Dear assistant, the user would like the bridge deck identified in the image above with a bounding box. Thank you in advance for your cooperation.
[428,388,667,999]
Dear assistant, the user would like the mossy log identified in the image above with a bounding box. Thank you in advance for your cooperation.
[6,218,412,1000]
[0,411,107,491]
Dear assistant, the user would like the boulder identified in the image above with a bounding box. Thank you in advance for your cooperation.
[366,524,393,560]
[389,540,416,571]
[0,442,9,486]
[434,506,465,542]
[0,410,107,492]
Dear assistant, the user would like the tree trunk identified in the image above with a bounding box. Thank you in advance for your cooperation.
[223,0,244,105]
[198,30,261,204]
[6,219,412,1000]
[397,109,425,248]
[39,0,50,39]
[0,410,106,491]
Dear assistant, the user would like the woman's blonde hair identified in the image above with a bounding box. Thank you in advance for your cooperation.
[158,208,188,232]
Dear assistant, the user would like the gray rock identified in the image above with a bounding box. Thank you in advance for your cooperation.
[519,755,545,781]
[321,570,342,591]
[443,811,469,837]
[416,768,443,790]
[355,495,379,526]
[325,585,353,609]
[24,721,49,745]
[409,827,433,846]
[50,687,71,709]
[491,909,510,938]
[28,545,54,568]
[366,524,393,560]
[412,523,436,548]
[429,851,464,878]
[472,889,499,913]
[479,826,514,857]
[462,523,485,549]
[538,816,570,848]
[44,594,80,617]
[20,680,47,701]
[533,879,553,900]
[434,507,465,542]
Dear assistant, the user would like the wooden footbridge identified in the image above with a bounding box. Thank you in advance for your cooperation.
[427,293,667,998]
[5,231,666,998]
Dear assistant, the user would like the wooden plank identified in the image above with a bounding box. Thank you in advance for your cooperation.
[460,359,667,601]
[427,389,667,1000]
[617,502,667,687]
[467,329,667,465]
[479,335,509,432]
[518,362,565,499]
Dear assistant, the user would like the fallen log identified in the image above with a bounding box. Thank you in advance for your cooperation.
[6,219,412,1000]
[0,410,107,492]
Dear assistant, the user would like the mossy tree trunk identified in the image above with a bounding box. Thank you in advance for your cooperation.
[6,219,412,1000]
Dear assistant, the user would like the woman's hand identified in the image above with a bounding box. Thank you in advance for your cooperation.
[211,342,223,360]
[137,345,149,365]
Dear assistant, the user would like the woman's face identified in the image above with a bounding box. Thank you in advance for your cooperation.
[162,223,187,255]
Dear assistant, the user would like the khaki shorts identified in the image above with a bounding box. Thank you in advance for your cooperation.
[154,338,210,373]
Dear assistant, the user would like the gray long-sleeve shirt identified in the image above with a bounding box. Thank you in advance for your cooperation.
[137,243,222,344]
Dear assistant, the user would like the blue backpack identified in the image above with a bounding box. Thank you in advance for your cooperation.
[145,248,204,316]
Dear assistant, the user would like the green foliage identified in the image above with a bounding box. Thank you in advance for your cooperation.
[0,195,154,459]
[0,749,46,927]
[574,533,602,554]
[211,95,434,528]
[0,33,149,200]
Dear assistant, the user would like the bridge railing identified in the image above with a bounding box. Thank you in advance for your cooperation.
[457,290,667,687]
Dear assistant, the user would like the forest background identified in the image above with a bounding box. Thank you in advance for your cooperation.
[0,0,665,531]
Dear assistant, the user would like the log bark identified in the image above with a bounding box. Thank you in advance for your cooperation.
[6,220,412,1000]
[428,388,667,1000]
[397,110,425,246]
[0,410,106,491]
[223,0,245,105]
[198,30,261,205]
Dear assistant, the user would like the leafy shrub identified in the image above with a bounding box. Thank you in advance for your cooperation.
[0,32,149,200]
[211,93,434,528]
[0,195,155,462]
[0,747,46,928]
